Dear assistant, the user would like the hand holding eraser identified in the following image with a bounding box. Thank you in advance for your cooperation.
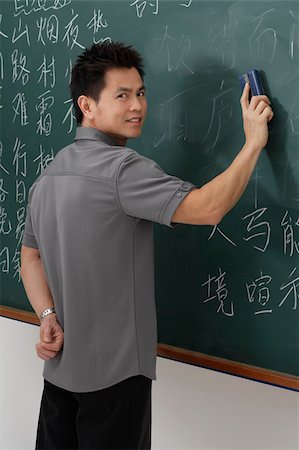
[239,69,265,96]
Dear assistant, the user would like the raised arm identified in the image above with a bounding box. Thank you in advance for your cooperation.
[20,245,64,360]
[172,83,274,225]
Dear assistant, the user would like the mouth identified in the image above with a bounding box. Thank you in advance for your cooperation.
[126,117,142,124]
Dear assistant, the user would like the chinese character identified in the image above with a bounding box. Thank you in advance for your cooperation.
[62,98,76,134]
[246,271,273,314]
[15,180,26,204]
[87,9,111,44]
[202,80,232,149]
[157,25,194,74]
[12,17,30,47]
[0,247,9,274]
[242,207,270,252]
[279,267,299,310]
[37,54,56,89]
[37,15,59,46]
[180,0,192,7]
[208,224,237,247]
[202,267,234,317]
[0,206,12,235]
[12,137,27,177]
[0,14,8,39]
[130,0,159,18]
[249,10,277,64]
[11,246,21,282]
[0,141,10,175]
[62,11,85,50]
[12,92,29,126]
[153,100,188,148]
[0,178,8,202]
[15,206,25,246]
[36,90,54,136]
[33,145,54,175]
[281,210,299,257]
[207,20,237,70]
[12,49,30,85]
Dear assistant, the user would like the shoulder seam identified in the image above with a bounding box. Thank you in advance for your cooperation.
[42,172,114,182]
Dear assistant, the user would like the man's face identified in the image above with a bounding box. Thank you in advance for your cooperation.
[81,67,147,146]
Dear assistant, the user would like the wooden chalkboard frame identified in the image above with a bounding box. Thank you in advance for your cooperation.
[1,306,298,391]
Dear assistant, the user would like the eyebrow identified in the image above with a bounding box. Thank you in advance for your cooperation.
[114,84,146,94]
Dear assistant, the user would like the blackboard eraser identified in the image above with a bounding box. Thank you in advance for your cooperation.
[239,69,265,96]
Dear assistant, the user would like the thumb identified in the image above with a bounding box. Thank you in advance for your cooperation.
[42,324,53,343]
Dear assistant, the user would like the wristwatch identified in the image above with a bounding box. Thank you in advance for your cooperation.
[40,307,56,321]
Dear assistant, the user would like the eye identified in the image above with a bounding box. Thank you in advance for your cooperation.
[138,91,145,97]
[117,93,128,99]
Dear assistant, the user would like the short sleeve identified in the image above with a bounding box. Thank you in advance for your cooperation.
[116,152,196,227]
[22,204,39,249]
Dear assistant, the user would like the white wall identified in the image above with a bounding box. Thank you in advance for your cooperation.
[1,317,298,450]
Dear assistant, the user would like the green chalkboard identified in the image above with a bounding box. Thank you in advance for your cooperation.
[0,0,298,386]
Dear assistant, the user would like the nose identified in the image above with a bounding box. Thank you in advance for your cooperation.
[129,96,143,112]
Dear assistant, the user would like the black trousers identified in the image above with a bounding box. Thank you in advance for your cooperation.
[36,376,152,450]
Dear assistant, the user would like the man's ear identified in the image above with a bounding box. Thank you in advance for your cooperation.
[77,95,94,120]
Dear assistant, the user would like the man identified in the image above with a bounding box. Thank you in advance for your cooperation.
[21,41,273,450]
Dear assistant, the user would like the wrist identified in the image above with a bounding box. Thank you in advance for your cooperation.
[243,141,263,156]
[40,307,56,321]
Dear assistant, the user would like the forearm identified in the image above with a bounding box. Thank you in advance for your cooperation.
[20,246,54,319]
[201,142,261,221]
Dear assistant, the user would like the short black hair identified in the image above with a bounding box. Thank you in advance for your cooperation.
[70,41,145,124]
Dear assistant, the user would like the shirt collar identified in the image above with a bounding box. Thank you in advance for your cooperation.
[74,127,119,147]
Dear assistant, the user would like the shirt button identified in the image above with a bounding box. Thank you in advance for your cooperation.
[180,182,192,191]
[176,192,182,198]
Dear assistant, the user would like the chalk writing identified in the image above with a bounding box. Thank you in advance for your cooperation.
[36,90,54,136]
[249,9,277,64]
[202,81,232,149]
[37,15,59,45]
[130,0,159,18]
[242,207,270,253]
[208,225,237,247]
[208,20,237,70]
[11,246,21,281]
[0,14,9,39]
[12,50,30,85]
[0,207,12,235]
[37,55,56,89]
[279,267,299,310]
[281,211,299,257]
[13,0,72,17]
[16,180,26,204]
[246,271,273,314]
[16,207,26,246]
[157,25,194,74]
[0,179,8,203]
[33,145,54,175]
[0,247,9,274]
[62,10,85,50]
[12,138,27,177]
[12,92,29,126]
[0,142,10,175]
[64,59,73,83]
[153,101,188,148]
[12,17,30,46]
[62,98,76,133]
[202,267,234,317]
[180,0,192,7]
[283,94,299,135]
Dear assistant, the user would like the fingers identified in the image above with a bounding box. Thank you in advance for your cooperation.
[240,83,250,110]
[36,341,61,361]
[249,95,271,110]
[261,105,274,122]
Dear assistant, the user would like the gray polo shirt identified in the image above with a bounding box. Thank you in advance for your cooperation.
[22,126,195,392]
